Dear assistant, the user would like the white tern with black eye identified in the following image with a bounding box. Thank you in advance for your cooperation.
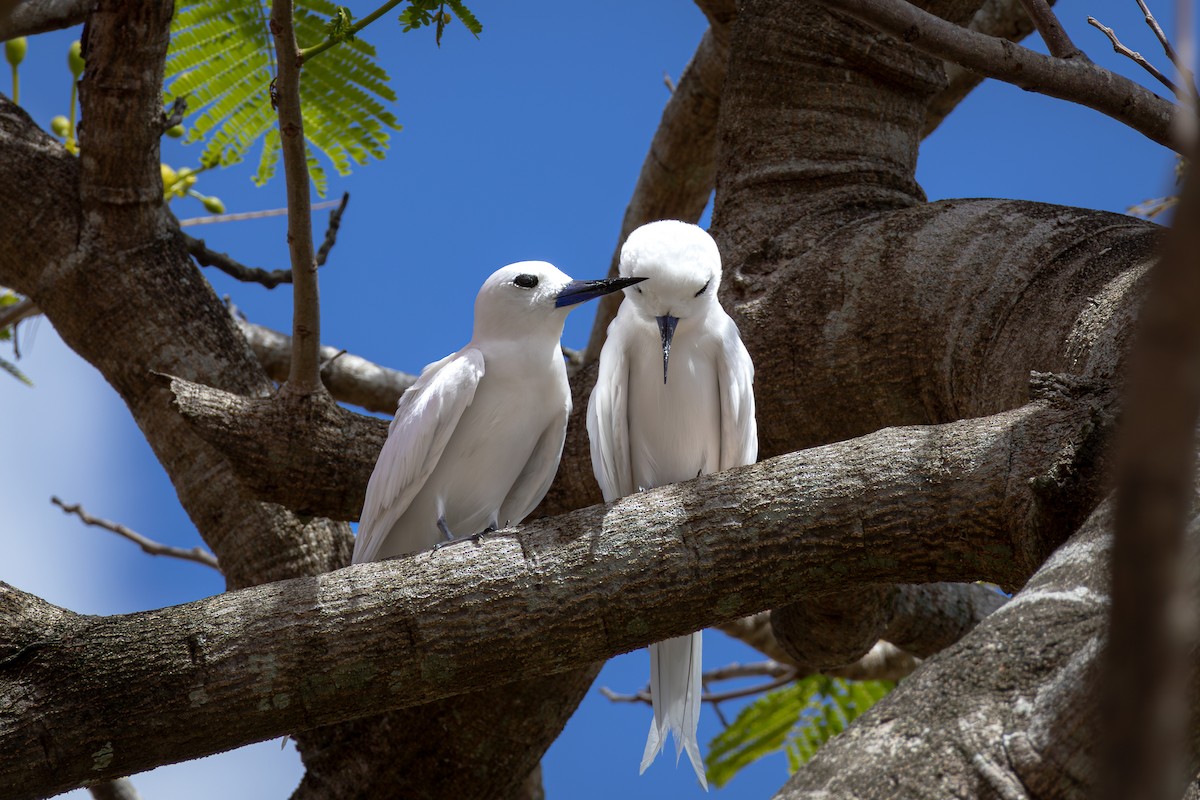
[587,220,757,790]
[353,261,645,563]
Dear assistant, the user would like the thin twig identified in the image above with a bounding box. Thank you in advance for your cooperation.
[161,97,187,134]
[314,192,349,267]
[600,671,798,706]
[177,199,341,228]
[184,195,348,288]
[270,0,322,392]
[184,235,295,289]
[1087,16,1181,98]
[1134,0,1187,78]
[1016,0,1085,59]
[51,497,220,570]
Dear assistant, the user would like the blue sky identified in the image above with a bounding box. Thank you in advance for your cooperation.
[0,0,1184,798]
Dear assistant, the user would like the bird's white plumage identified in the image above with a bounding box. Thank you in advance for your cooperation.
[354,261,620,564]
[588,220,757,790]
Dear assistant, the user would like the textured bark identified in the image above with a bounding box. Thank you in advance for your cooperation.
[0,0,89,39]
[773,499,1200,800]
[237,318,416,414]
[0,0,1185,796]
[1,381,1116,799]
[769,582,1007,669]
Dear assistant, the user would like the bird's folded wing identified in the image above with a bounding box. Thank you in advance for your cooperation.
[498,410,570,527]
[587,328,634,501]
[353,348,486,563]
[716,321,758,471]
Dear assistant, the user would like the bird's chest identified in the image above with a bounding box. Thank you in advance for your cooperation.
[626,336,721,489]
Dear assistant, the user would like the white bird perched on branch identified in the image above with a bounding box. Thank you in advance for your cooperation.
[588,220,757,790]
[353,262,645,563]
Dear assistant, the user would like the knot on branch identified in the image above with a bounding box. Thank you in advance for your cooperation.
[158,373,387,518]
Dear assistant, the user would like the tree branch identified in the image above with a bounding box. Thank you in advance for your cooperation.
[51,496,220,570]
[235,318,415,414]
[823,0,1180,152]
[0,0,90,40]
[1099,131,1200,800]
[0,296,36,330]
[0,382,1118,797]
[1087,16,1181,98]
[1015,0,1083,60]
[269,0,321,393]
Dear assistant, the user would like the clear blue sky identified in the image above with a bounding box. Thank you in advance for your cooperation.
[1,0,1183,797]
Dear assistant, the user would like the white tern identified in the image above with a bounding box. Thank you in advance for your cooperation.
[587,220,758,789]
[353,261,645,563]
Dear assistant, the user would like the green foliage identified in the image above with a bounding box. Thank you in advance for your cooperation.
[705,676,894,788]
[0,289,32,386]
[164,0,402,196]
[400,0,482,44]
[325,6,357,43]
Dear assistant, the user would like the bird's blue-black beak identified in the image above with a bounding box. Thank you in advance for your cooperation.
[656,315,679,385]
[554,276,647,308]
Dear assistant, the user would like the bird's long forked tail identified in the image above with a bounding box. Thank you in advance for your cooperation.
[640,631,707,790]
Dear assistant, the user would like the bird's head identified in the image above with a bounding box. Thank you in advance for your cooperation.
[616,220,723,383]
[473,261,644,341]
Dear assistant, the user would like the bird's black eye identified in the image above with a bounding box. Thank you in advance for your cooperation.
[635,286,643,294]
[694,279,711,297]
[514,274,539,289]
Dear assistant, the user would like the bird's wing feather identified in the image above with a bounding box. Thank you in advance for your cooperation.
[716,317,758,471]
[498,407,570,527]
[353,348,486,563]
[587,324,634,501]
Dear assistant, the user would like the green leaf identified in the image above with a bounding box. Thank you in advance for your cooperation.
[165,0,400,190]
[704,676,894,788]
[446,0,482,37]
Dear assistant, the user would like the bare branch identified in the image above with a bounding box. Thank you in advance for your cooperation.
[0,0,90,39]
[185,234,296,289]
[824,0,1181,152]
[926,0,1046,137]
[314,191,349,267]
[51,496,220,570]
[1015,0,1084,59]
[185,192,348,289]
[269,0,322,392]
[1087,16,1181,98]
[177,199,342,227]
[601,667,798,705]
[1134,0,1191,85]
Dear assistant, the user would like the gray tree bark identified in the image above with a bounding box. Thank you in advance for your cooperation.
[0,0,1184,797]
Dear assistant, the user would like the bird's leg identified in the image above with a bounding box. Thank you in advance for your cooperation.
[433,516,463,551]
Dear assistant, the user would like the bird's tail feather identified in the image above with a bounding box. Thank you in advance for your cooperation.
[640,631,707,790]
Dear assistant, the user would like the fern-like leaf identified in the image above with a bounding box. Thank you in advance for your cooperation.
[164,0,399,195]
[705,676,894,788]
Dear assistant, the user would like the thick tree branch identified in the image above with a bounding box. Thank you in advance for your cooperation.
[162,374,387,519]
[770,582,1007,670]
[1015,0,1083,60]
[236,318,415,414]
[0,383,1117,798]
[926,0,1045,137]
[823,0,1180,151]
[51,496,220,570]
[0,0,89,39]
[269,0,322,393]
[1100,136,1200,800]
[716,614,922,681]
[773,495,1200,799]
